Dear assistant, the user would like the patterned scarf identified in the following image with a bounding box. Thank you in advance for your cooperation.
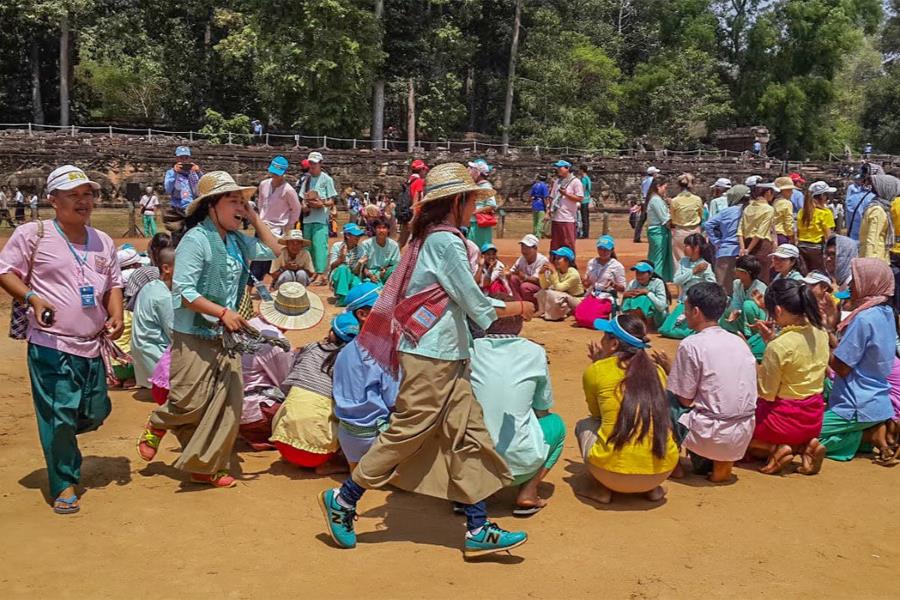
[193,217,253,332]
[837,257,895,332]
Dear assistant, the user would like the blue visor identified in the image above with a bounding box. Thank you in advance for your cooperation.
[480,243,497,253]
[594,316,649,349]
[551,246,575,261]
[268,155,289,176]
[553,160,572,168]
[344,282,381,311]
[332,312,360,342]
[631,262,654,273]
[343,223,365,237]
[596,235,615,250]
[834,290,851,300]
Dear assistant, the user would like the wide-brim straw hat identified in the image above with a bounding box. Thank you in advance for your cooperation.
[186,171,256,216]
[279,229,312,246]
[259,282,325,330]
[420,163,496,205]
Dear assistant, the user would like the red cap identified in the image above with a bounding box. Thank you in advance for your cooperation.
[301,159,310,169]
[411,159,428,171]
[789,172,806,184]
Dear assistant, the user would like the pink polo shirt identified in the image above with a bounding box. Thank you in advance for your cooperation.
[550,177,584,223]
[0,220,123,358]
[258,178,302,236]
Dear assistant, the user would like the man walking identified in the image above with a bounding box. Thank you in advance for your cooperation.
[139,186,159,237]
[398,159,427,249]
[298,151,337,285]
[578,165,592,239]
[548,160,583,252]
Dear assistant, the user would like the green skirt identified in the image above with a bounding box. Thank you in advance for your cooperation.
[719,300,767,361]
[330,264,362,306]
[818,409,879,461]
[467,221,493,249]
[659,302,694,339]
[621,295,667,328]
[647,225,673,282]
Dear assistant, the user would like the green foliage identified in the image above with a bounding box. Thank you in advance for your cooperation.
[861,65,900,153]
[198,109,251,143]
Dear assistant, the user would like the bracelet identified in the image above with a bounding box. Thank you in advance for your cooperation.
[23,290,36,305]
[218,307,228,321]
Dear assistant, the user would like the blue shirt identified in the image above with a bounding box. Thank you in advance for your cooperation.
[846,190,874,241]
[705,205,742,259]
[530,182,548,212]
[830,305,897,422]
[332,340,399,428]
[641,176,653,200]
[163,169,202,211]
[790,189,804,215]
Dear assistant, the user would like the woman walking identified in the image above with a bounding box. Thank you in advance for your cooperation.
[645,176,673,282]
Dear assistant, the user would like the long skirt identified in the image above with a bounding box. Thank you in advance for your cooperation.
[353,352,512,505]
[714,256,737,293]
[330,264,362,306]
[818,409,881,461]
[149,332,243,474]
[754,393,825,447]
[746,238,774,284]
[647,225,673,282]
[467,221,494,249]
[671,226,700,263]
[659,302,695,339]
[621,295,667,329]
[510,276,540,306]
[550,221,576,252]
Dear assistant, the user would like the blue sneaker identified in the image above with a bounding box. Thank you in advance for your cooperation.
[463,521,527,558]
[318,489,357,549]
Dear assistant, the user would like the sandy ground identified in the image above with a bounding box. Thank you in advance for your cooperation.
[0,216,898,598]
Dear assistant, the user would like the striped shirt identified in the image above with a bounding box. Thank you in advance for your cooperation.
[282,341,342,398]
[124,265,160,311]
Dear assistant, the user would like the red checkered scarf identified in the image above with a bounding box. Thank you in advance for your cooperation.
[358,224,473,377]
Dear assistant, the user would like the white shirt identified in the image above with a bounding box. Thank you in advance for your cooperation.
[29,195,38,208]
[511,253,549,278]
[140,194,159,215]
[14,191,23,205]
[584,257,626,295]
[0,191,7,210]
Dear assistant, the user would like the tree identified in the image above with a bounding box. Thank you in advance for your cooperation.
[501,0,523,154]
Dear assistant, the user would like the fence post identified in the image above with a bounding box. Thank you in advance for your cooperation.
[147,128,151,141]
[352,138,357,150]
[323,135,328,149]
[473,140,477,152]
[108,125,113,138]
[228,132,233,145]
[189,130,194,143]
[71,125,75,136]
[265,133,270,146]
[28,122,32,136]
[602,212,609,235]
[294,134,300,148]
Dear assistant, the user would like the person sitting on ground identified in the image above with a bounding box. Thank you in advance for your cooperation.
[574,235,626,327]
[508,234,549,306]
[667,283,757,483]
[575,314,678,504]
[819,258,898,464]
[476,243,512,298]
[770,243,806,282]
[358,218,400,285]
[802,270,841,334]
[131,248,175,390]
[328,223,366,306]
[659,233,716,339]
[534,246,585,321]
[470,311,566,516]
[268,230,314,289]
[621,261,670,331]
[270,312,357,474]
[111,247,143,388]
[720,254,768,360]
[748,279,830,475]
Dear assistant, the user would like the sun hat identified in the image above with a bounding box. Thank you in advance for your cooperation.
[631,261,654,273]
[46,165,101,194]
[419,163,496,206]
[594,315,649,349]
[343,223,365,237]
[467,159,492,175]
[770,243,800,259]
[802,270,833,288]
[755,181,780,193]
[185,171,255,216]
[411,159,428,171]
[279,229,311,246]
[268,155,289,177]
[774,176,796,191]
[308,151,324,164]
[710,178,732,190]
[596,235,615,250]
[646,166,660,176]
[175,146,192,157]
[745,175,762,187]
[519,234,540,248]
[809,181,837,196]
[553,160,573,169]
[789,172,806,184]
[332,312,360,343]
[480,243,497,253]
[550,246,575,262]
[116,247,142,268]
[343,282,381,312]
[259,282,325,330]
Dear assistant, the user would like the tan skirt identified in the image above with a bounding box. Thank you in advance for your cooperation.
[149,332,243,474]
[353,352,512,504]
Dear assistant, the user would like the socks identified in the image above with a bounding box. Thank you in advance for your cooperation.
[466,526,484,538]
[335,489,353,509]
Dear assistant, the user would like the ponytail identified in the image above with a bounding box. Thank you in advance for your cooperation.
[764,279,823,329]
[642,259,672,304]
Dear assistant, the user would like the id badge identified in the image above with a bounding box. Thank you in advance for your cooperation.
[80,285,96,308]
[254,279,273,302]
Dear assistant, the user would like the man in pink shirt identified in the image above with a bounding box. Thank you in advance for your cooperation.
[548,160,583,252]
[251,155,301,281]
[0,165,124,515]
[666,282,756,483]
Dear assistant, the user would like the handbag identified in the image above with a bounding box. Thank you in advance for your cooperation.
[9,220,44,340]
[475,212,498,228]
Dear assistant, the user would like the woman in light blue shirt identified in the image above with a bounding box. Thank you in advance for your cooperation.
[645,177,673,282]
[659,233,716,339]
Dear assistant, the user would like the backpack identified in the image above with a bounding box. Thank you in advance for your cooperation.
[396,177,415,224]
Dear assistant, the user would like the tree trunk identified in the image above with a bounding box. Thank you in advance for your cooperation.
[466,67,476,131]
[59,12,70,127]
[501,0,523,154]
[406,78,416,152]
[30,39,44,124]
[371,0,385,150]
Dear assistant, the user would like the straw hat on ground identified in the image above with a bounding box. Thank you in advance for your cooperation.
[420,163,496,205]
[186,171,255,216]
[259,282,324,330]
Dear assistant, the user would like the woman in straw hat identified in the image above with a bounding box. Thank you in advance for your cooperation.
[267,229,314,289]
[318,162,536,560]
[137,171,280,488]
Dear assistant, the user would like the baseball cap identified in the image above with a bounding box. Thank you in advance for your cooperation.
[553,160,573,169]
[802,271,833,288]
[308,151,324,163]
[789,172,806,184]
[411,159,428,171]
[331,312,360,343]
[175,146,192,157]
[343,282,381,312]
[519,234,540,248]
[646,166,660,176]
[46,165,101,194]
[711,178,732,189]
[809,181,837,196]
[343,223,365,237]
[596,235,615,250]
[480,243,497,253]
[770,243,800,259]
[550,246,575,261]
[268,155,289,176]
[745,175,762,187]
[467,159,492,175]
[631,262,654,273]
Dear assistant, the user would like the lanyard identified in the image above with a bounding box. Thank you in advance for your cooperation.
[53,219,90,278]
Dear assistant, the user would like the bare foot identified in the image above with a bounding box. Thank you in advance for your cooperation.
[760,444,793,475]
[645,485,667,501]
[797,440,827,475]
[575,481,612,504]
[708,461,735,483]
[314,458,349,476]
[670,461,686,479]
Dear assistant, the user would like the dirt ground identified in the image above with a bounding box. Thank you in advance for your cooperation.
[0,214,898,598]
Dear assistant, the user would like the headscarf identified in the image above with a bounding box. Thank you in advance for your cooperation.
[865,162,898,250]
[830,234,858,286]
[726,184,751,207]
[837,257,895,332]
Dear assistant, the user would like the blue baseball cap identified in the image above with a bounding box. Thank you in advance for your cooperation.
[550,246,575,262]
[343,223,365,237]
[834,289,851,300]
[596,235,615,250]
[175,146,192,157]
[344,282,381,312]
[268,155,289,176]
[553,160,572,168]
[631,261,654,273]
[332,312,360,343]
[594,315,649,349]
[480,243,497,253]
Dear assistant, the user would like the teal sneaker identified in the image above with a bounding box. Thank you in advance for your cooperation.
[318,489,357,549]
[463,521,527,559]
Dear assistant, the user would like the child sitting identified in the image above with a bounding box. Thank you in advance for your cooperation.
[574,235,626,327]
[770,243,806,282]
[659,233,716,339]
[535,246,585,321]
[328,223,366,306]
[720,254,768,360]
[476,243,512,298]
[267,229,314,289]
[130,247,175,389]
[620,261,670,331]
[357,218,400,285]
[667,283,757,482]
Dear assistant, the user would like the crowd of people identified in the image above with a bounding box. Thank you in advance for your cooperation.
[2,152,900,564]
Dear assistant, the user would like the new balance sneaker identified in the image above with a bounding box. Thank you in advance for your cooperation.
[463,521,527,558]
[318,489,357,549]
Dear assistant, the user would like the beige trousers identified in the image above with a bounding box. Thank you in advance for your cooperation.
[535,289,582,321]
[671,226,700,264]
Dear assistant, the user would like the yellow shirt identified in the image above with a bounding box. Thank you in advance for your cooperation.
[890,197,900,253]
[772,197,794,238]
[737,199,775,242]
[540,266,585,296]
[757,324,830,400]
[859,204,889,262]
[582,357,679,475]
[670,192,703,228]
[796,206,835,244]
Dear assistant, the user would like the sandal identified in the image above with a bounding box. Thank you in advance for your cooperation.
[759,445,794,475]
[190,471,237,488]
[53,494,80,515]
[138,423,166,462]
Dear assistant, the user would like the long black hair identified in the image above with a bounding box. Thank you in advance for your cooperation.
[184,193,224,231]
[764,279,823,329]
[684,232,715,265]
[410,193,464,239]
[607,314,672,459]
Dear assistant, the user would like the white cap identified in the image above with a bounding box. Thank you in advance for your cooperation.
[802,271,832,286]
[307,151,324,163]
[116,247,142,268]
[770,243,800,259]
[755,182,780,192]
[809,181,837,196]
[46,165,101,194]
[745,175,762,187]
[711,178,732,189]
[646,166,660,176]
[519,234,540,248]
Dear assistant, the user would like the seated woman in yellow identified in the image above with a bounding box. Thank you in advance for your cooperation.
[534,246,585,321]
[575,314,678,504]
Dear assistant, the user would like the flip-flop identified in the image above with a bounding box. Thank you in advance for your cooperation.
[53,495,80,515]
[512,504,545,517]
